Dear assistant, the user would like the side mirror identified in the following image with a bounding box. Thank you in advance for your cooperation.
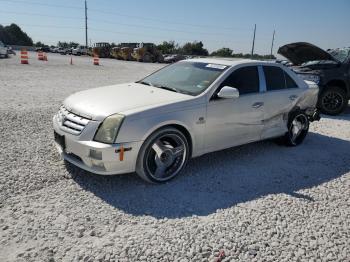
[217,86,240,99]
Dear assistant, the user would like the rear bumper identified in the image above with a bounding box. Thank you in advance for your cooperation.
[53,115,142,175]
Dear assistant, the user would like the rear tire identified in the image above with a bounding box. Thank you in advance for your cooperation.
[136,127,189,183]
[319,86,347,115]
[283,111,309,146]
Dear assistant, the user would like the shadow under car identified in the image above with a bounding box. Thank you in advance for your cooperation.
[66,132,350,219]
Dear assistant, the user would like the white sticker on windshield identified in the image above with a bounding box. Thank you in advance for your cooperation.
[206,64,227,70]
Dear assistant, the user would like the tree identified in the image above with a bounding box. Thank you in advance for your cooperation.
[0,23,33,46]
[157,41,177,54]
[181,41,208,56]
[34,41,45,47]
[57,41,79,48]
[211,47,233,57]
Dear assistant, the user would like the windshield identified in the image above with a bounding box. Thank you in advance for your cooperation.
[328,48,350,63]
[0,41,4,47]
[139,61,228,96]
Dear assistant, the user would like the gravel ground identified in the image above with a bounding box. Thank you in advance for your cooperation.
[0,53,349,262]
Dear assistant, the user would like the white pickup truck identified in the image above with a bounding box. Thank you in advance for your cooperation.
[0,41,8,58]
[72,45,88,56]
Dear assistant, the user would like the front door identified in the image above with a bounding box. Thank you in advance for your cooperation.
[205,66,264,152]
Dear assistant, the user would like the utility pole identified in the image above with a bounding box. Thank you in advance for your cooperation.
[251,24,256,58]
[270,30,275,57]
[85,0,88,47]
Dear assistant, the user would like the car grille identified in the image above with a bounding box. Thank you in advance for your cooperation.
[57,106,90,135]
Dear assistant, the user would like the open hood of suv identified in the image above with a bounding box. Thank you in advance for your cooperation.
[278,42,338,65]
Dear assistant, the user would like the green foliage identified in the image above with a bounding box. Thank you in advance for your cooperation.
[211,47,233,57]
[181,41,208,56]
[210,47,276,60]
[157,41,209,56]
[57,41,79,48]
[34,41,46,47]
[0,23,33,46]
[157,41,177,54]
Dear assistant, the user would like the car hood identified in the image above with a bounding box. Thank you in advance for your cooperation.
[63,83,191,121]
[278,42,338,65]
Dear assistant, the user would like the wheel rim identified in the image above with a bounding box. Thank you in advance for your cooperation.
[322,91,343,112]
[145,134,187,181]
[289,114,308,144]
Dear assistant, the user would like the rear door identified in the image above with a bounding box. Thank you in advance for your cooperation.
[205,65,264,152]
[260,65,304,139]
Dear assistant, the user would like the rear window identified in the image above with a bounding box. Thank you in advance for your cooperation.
[285,73,298,88]
[264,66,298,90]
[263,66,285,91]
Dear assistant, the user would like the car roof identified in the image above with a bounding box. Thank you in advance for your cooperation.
[183,57,276,67]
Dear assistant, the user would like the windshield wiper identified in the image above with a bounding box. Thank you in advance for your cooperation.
[154,85,180,93]
[138,81,153,86]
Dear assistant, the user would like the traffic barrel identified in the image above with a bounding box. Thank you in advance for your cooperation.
[38,51,44,60]
[93,54,99,65]
[20,49,29,64]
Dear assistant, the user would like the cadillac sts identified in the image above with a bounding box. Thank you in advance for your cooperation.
[53,59,320,183]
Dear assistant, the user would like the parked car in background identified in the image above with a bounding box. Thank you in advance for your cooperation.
[53,58,320,183]
[67,48,74,55]
[7,46,16,55]
[276,60,292,66]
[278,42,350,115]
[0,41,8,58]
[35,45,50,52]
[164,54,186,63]
[51,47,60,53]
[72,45,88,56]
[58,48,69,55]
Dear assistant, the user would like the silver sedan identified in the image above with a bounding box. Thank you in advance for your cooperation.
[53,58,320,183]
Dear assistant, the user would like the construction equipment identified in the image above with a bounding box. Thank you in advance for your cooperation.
[120,47,135,61]
[92,42,111,58]
[110,43,138,61]
[132,43,164,63]
[110,47,122,59]
[110,46,135,61]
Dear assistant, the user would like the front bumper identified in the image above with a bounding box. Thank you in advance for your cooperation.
[53,115,142,175]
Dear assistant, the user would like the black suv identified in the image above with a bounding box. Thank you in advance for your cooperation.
[278,42,350,115]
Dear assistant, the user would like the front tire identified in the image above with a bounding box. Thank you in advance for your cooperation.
[136,127,189,183]
[319,87,347,115]
[283,111,309,146]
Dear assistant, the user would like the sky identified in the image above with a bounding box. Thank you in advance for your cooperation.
[0,0,349,54]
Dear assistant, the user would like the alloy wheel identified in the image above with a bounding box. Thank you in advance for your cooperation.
[322,91,344,113]
[145,133,187,181]
[289,114,308,145]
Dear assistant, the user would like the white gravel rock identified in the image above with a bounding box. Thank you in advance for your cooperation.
[0,53,349,261]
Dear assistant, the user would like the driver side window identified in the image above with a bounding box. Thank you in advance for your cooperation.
[219,66,260,95]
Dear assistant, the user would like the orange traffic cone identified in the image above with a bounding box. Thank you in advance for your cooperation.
[93,54,99,66]
[20,49,29,64]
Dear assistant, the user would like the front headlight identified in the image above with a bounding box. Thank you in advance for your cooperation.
[94,114,124,144]
[298,74,320,84]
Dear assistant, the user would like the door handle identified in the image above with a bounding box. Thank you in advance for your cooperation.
[252,102,264,108]
[289,95,298,101]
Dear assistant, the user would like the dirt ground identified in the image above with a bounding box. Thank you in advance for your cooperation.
[0,53,349,262]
